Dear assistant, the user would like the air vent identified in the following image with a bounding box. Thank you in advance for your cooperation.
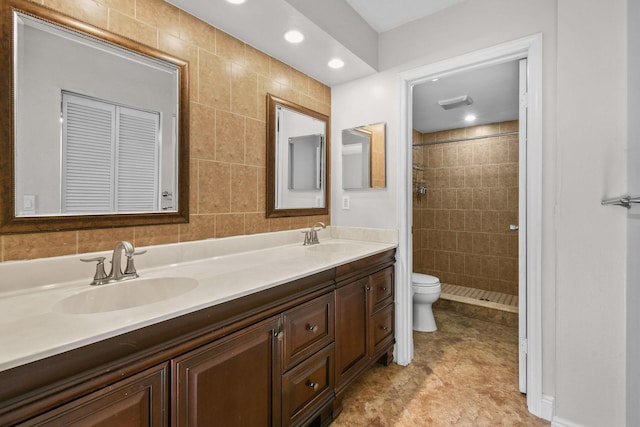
[437,95,473,110]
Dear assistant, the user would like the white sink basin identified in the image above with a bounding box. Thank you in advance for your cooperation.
[55,277,198,314]
[305,241,364,253]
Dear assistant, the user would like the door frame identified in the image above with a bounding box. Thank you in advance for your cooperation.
[396,33,547,419]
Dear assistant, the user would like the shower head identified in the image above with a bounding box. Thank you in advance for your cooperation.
[437,95,473,110]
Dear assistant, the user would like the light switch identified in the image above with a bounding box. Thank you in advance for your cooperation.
[23,195,36,212]
[342,196,350,210]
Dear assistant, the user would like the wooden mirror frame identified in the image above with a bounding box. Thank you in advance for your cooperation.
[266,94,330,218]
[0,0,189,234]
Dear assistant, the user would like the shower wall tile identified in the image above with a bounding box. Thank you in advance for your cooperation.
[3,0,330,263]
[412,121,519,296]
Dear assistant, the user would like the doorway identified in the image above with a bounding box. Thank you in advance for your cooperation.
[397,34,546,419]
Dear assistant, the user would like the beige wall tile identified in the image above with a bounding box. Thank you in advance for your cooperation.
[490,188,509,211]
[441,231,457,252]
[464,210,482,232]
[158,32,198,97]
[179,214,215,242]
[215,111,245,163]
[109,9,157,48]
[450,211,465,231]
[456,188,473,209]
[269,217,291,232]
[245,213,270,235]
[44,0,108,29]
[190,103,216,160]
[464,165,482,187]
[137,0,180,36]
[4,232,76,261]
[178,11,215,51]
[230,165,258,212]
[245,118,266,166]
[135,224,179,247]
[215,213,245,237]
[442,189,457,209]
[199,161,230,213]
[199,51,231,110]
[482,164,501,188]
[216,30,245,65]
[231,63,258,118]
[78,227,135,253]
[473,188,491,210]
[245,46,270,77]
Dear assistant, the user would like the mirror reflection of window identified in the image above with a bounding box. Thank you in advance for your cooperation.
[61,92,161,214]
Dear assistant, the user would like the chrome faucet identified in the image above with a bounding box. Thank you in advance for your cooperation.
[81,241,146,285]
[302,222,326,246]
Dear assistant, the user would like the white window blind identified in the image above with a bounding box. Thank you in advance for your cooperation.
[61,92,160,214]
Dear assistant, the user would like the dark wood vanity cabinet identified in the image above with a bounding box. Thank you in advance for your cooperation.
[172,317,282,427]
[0,249,395,427]
[16,364,168,426]
[334,264,395,414]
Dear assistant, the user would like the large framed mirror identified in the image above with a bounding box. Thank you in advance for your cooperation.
[0,0,189,234]
[342,122,386,189]
[266,94,330,218]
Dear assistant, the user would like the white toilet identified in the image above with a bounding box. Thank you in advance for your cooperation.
[412,273,442,332]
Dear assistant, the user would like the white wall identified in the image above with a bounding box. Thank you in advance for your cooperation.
[333,0,631,424]
[554,0,627,425]
[628,1,640,426]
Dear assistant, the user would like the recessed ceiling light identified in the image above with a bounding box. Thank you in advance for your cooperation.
[328,58,344,69]
[284,30,304,44]
[431,78,439,82]
[226,0,246,4]
[465,114,477,122]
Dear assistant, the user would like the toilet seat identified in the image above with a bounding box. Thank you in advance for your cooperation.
[412,273,440,286]
[412,273,441,294]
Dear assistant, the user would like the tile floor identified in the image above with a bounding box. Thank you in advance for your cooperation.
[331,308,550,427]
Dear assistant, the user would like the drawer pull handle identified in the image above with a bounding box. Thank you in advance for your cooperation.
[382,287,388,292]
[382,326,390,331]
[307,380,319,391]
[366,286,372,292]
[307,324,319,333]
[276,331,284,342]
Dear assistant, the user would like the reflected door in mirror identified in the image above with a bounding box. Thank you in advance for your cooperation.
[342,123,386,189]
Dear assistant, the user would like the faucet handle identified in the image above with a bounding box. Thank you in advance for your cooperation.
[80,257,109,285]
[124,250,146,276]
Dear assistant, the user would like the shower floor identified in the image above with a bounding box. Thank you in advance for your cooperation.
[437,283,518,326]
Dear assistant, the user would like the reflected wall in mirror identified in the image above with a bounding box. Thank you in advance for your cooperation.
[266,94,330,218]
[342,122,386,189]
[0,0,189,234]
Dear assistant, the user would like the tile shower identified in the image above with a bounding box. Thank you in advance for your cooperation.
[412,121,519,321]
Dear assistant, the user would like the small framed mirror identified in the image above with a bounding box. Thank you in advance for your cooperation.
[0,0,189,234]
[266,94,330,218]
[342,122,386,189]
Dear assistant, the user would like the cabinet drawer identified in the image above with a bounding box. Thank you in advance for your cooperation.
[369,266,394,312]
[283,293,334,370]
[281,344,334,427]
[370,303,394,354]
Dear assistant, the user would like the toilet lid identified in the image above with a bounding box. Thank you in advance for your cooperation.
[412,273,440,286]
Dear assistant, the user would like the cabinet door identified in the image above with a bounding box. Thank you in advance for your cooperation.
[172,317,281,427]
[19,364,168,427]
[334,277,368,386]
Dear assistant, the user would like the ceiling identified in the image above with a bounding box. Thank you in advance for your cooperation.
[345,0,467,33]
[413,61,520,134]
[165,0,517,133]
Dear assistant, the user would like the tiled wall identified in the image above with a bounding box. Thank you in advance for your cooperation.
[1,0,330,262]
[412,121,519,296]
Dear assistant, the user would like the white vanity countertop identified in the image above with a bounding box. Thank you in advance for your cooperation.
[0,227,397,372]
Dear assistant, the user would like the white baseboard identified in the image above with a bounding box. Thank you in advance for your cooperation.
[540,394,555,421]
[551,415,586,427]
